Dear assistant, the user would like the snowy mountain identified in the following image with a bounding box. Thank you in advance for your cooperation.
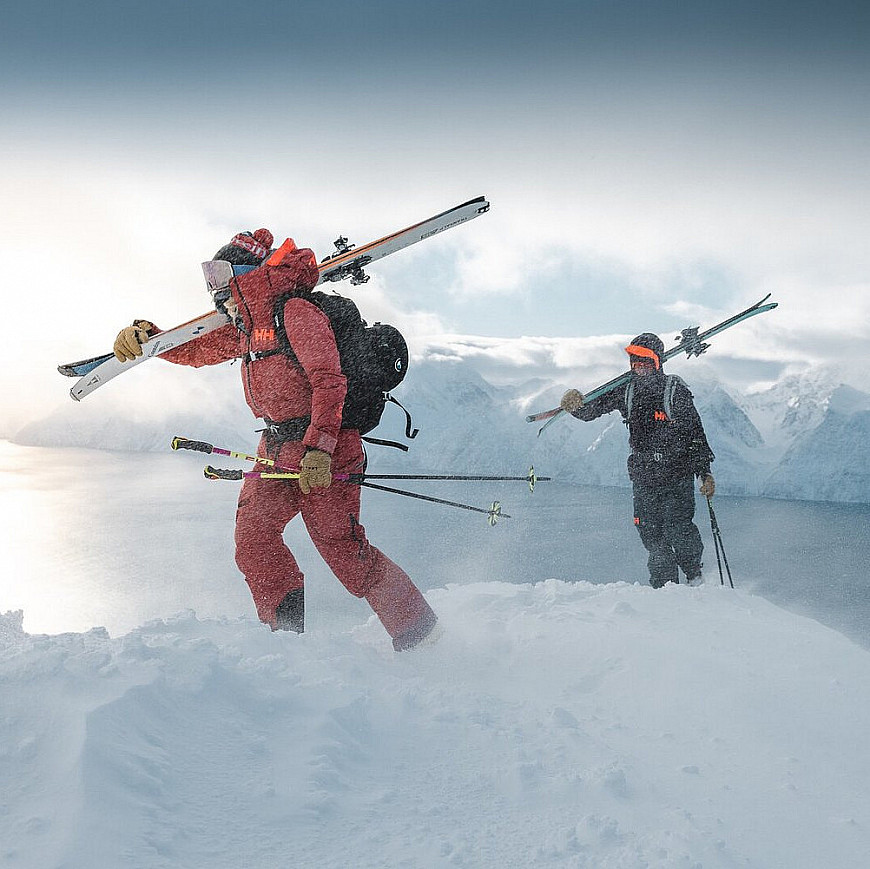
[21,352,870,503]
[762,386,870,502]
[742,368,842,445]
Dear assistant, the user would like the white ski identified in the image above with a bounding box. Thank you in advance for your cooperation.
[61,196,490,401]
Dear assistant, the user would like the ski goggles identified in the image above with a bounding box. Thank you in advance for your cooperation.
[624,344,661,370]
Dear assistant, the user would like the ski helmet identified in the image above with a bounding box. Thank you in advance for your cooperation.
[212,228,274,266]
[625,332,664,369]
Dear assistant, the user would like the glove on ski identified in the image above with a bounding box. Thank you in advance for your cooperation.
[113,320,155,362]
[560,389,585,414]
[298,449,332,494]
[699,474,716,497]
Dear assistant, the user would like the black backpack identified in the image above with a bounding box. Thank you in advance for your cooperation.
[274,291,418,449]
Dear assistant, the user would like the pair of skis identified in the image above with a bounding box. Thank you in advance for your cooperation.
[58,197,491,401]
[526,294,779,435]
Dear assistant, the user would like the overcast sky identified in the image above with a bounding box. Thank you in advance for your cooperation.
[2,0,868,428]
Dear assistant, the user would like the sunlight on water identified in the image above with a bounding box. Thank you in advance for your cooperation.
[2,441,869,646]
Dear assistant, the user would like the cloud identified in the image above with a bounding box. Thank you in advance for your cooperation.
[4,0,868,428]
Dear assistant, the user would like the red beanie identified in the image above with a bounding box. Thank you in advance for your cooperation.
[229,228,274,260]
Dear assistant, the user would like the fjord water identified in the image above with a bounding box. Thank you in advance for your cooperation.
[3,441,868,647]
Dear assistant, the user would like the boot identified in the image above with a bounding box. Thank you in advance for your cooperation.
[275,588,304,633]
[392,609,439,652]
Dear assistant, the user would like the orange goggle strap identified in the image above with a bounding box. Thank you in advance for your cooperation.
[266,238,298,267]
[625,344,661,370]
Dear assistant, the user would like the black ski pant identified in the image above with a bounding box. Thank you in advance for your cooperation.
[632,475,703,588]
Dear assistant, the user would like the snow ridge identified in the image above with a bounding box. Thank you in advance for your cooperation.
[3,580,870,868]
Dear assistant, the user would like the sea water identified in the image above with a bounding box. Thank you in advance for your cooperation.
[2,441,868,648]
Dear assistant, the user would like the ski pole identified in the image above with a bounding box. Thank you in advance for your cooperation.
[174,437,548,491]
[202,466,510,525]
[358,481,509,526]
[705,496,734,588]
[204,466,299,481]
[707,497,727,586]
[202,466,356,482]
[352,469,548,493]
[172,436,276,467]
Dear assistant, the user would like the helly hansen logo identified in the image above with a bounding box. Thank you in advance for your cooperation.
[253,328,275,344]
[231,233,269,260]
[654,410,669,422]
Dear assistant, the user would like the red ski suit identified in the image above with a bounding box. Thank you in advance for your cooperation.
[160,247,434,641]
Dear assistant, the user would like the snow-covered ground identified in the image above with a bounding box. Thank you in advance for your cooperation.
[4,582,870,869]
[3,442,870,867]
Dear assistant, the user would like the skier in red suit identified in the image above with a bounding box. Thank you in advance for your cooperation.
[113,229,438,650]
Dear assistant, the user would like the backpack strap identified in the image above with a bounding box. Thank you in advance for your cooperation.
[663,375,687,418]
[361,434,409,451]
[625,374,682,419]
[271,290,304,366]
[360,396,419,451]
[388,395,419,440]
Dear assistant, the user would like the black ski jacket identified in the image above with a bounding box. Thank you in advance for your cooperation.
[569,372,714,484]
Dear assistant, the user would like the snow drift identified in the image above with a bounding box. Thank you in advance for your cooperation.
[3,580,870,868]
